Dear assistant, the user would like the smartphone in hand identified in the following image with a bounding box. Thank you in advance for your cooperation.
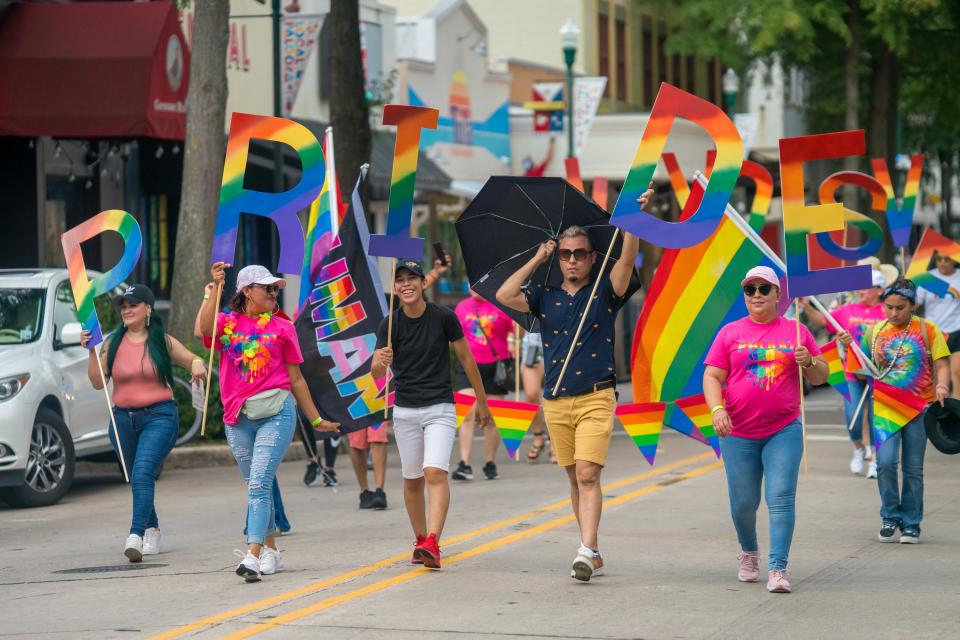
[432,242,448,266]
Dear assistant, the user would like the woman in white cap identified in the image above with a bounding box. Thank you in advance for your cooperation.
[81,284,207,562]
[703,266,835,594]
[916,253,960,399]
[196,262,339,582]
[802,269,887,477]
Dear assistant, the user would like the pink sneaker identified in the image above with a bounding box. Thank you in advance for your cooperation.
[767,569,791,593]
[737,551,759,582]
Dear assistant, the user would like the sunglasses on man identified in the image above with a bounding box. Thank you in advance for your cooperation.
[742,284,774,297]
[251,283,281,294]
[558,248,593,262]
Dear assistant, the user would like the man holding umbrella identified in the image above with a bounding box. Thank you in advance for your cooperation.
[496,188,649,582]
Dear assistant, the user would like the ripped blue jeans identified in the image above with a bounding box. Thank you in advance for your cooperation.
[226,397,296,544]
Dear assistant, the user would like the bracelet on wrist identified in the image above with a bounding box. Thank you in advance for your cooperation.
[710,405,725,416]
[203,294,210,300]
[802,358,817,370]
[310,416,325,427]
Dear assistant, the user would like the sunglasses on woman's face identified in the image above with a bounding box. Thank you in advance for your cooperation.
[936,255,954,263]
[558,248,592,262]
[742,284,774,297]
[252,283,280,294]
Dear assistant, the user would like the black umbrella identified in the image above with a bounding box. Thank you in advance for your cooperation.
[455,176,642,331]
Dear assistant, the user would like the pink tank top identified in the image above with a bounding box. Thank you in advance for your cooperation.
[110,336,174,408]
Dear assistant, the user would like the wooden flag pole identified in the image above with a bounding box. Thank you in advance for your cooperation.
[551,229,620,397]
[384,258,397,419]
[796,300,808,478]
[847,386,870,433]
[200,281,223,437]
[514,324,521,402]
[95,346,128,483]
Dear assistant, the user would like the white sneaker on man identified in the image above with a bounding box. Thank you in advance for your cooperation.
[124,534,143,563]
[235,550,262,582]
[259,547,284,575]
[849,447,865,474]
[570,544,603,581]
[866,460,878,479]
[142,528,162,555]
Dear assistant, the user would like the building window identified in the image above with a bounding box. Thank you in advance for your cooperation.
[657,34,667,85]
[615,16,626,101]
[708,58,720,105]
[598,9,610,98]
[642,17,653,108]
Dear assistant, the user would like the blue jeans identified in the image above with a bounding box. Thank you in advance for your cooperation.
[244,482,290,536]
[109,400,179,536]
[719,420,803,571]
[226,396,296,544]
[876,412,927,532]
[844,378,873,443]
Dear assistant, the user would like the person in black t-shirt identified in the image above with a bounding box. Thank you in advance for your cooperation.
[372,260,491,569]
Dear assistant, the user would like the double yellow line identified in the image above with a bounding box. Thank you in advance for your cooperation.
[150,451,720,640]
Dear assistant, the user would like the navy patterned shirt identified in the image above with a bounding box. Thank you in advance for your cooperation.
[526,276,624,399]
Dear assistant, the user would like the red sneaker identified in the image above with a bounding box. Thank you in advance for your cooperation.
[411,535,425,564]
[413,533,441,569]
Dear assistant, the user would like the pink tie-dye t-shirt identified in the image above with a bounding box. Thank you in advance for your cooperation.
[704,316,821,439]
[454,298,513,364]
[826,302,885,382]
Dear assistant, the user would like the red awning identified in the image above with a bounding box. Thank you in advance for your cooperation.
[0,1,190,140]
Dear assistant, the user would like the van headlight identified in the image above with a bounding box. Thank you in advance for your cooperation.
[0,374,30,401]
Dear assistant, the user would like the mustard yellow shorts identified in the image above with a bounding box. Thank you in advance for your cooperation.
[542,388,616,467]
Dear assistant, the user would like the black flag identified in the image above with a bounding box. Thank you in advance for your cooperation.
[295,166,388,432]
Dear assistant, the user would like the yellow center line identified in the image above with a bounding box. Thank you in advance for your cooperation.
[148,451,714,640]
[221,459,724,639]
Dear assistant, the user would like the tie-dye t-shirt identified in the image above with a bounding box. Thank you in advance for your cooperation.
[705,316,821,439]
[826,302,885,382]
[211,311,303,425]
[861,316,949,402]
[454,298,513,364]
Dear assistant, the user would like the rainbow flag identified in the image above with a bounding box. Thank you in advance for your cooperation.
[672,394,721,458]
[299,127,343,308]
[844,343,874,377]
[631,155,777,405]
[905,228,960,298]
[487,398,539,460]
[616,402,667,465]
[454,392,476,429]
[872,379,928,450]
[662,402,709,446]
[821,339,851,402]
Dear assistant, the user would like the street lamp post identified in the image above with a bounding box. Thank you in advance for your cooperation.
[722,68,740,118]
[560,18,580,159]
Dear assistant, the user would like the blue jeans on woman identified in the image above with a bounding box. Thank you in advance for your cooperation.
[109,400,179,536]
[876,412,927,533]
[719,420,803,571]
[844,378,873,443]
[226,396,296,544]
[244,482,290,536]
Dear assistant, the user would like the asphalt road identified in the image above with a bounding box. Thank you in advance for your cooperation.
[2,387,959,640]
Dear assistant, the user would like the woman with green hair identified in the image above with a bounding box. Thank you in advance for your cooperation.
[82,284,206,562]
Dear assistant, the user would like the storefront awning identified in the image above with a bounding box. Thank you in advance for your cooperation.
[0,2,189,140]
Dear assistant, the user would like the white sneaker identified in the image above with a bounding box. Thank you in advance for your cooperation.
[866,460,878,479]
[142,528,162,555]
[259,546,284,575]
[849,447,865,474]
[235,550,261,582]
[570,544,603,581]
[864,445,874,461]
[124,534,143,563]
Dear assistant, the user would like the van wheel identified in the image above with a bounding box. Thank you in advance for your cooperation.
[0,409,75,508]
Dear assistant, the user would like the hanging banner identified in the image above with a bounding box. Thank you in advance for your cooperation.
[572,76,607,156]
[281,17,323,117]
[532,82,565,133]
[295,167,389,432]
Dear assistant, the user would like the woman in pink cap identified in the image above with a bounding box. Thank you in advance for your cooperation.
[196,262,340,583]
[703,266,839,594]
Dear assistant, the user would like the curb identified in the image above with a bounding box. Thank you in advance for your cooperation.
[76,442,310,474]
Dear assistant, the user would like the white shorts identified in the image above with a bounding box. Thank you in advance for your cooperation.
[392,403,456,479]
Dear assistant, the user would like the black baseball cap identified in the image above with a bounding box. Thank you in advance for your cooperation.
[115,284,156,307]
[395,260,425,279]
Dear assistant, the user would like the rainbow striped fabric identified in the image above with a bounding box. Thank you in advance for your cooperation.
[872,155,924,249]
[454,392,476,429]
[299,127,342,308]
[905,229,960,298]
[671,395,721,458]
[616,402,667,465]
[488,399,539,460]
[843,342,873,377]
[61,210,143,348]
[821,339,851,402]
[872,379,928,450]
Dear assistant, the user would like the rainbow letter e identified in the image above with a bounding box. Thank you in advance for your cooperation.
[368,105,439,259]
[211,113,325,274]
[609,83,742,248]
[61,210,143,348]
[780,131,872,297]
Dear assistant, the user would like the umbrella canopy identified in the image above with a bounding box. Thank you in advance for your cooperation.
[456,177,642,330]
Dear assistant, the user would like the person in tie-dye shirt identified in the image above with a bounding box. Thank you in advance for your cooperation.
[863,279,950,545]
